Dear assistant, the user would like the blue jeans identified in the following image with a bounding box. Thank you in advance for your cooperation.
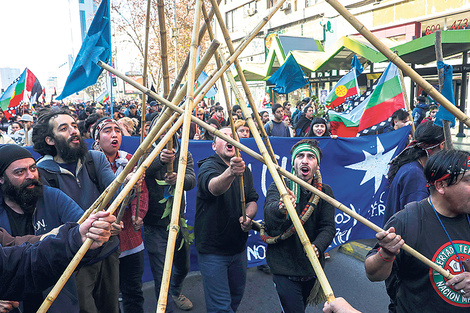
[119,250,145,313]
[197,250,247,313]
[144,225,190,312]
[272,274,315,313]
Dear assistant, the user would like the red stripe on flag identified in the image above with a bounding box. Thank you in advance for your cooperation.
[358,93,405,131]
[330,121,359,137]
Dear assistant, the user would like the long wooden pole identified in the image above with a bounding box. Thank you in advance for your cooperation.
[105,65,455,281]
[208,0,280,165]
[167,0,222,102]
[325,0,470,128]
[201,2,246,220]
[398,69,415,135]
[135,0,152,222]
[157,0,202,311]
[435,30,454,150]
[37,114,181,312]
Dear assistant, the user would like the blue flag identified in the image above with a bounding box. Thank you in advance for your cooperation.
[351,54,363,76]
[434,61,456,127]
[57,0,111,100]
[267,54,308,94]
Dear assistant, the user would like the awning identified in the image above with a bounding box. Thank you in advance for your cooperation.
[375,29,470,64]
[310,36,393,72]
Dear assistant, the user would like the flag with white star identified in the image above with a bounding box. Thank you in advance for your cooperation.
[57,0,110,100]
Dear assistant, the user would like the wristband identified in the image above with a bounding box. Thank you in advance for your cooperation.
[378,247,396,262]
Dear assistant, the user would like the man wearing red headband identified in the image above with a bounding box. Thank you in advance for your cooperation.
[366,149,470,312]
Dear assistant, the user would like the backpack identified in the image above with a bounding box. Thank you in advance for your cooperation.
[266,120,289,136]
[38,152,104,193]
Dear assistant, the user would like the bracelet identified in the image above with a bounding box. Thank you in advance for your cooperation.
[378,247,396,262]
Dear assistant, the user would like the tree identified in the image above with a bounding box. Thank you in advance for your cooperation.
[109,0,212,95]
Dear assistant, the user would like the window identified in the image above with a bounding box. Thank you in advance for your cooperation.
[267,0,278,9]
[226,10,234,32]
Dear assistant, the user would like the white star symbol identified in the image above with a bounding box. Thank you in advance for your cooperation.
[345,137,398,194]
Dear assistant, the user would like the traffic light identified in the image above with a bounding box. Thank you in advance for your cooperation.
[112,77,117,86]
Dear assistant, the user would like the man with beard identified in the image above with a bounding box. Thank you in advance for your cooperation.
[0,144,89,312]
[32,109,121,313]
[263,139,335,313]
[195,127,258,312]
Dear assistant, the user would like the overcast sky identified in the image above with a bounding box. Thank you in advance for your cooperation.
[0,0,81,86]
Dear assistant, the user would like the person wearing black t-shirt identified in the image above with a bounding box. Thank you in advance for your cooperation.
[365,149,470,313]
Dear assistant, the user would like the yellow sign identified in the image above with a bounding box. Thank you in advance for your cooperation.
[335,85,347,97]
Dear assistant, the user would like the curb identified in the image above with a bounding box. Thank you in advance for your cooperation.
[338,241,372,262]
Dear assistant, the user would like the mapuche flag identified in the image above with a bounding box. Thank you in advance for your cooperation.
[26,68,42,105]
[0,69,27,118]
[325,70,360,109]
[358,62,405,132]
[328,62,404,137]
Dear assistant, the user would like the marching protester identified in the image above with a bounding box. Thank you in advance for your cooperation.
[412,95,429,127]
[421,104,438,124]
[265,103,291,137]
[195,127,258,313]
[0,110,9,133]
[19,114,34,146]
[32,109,122,313]
[295,103,314,137]
[92,118,149,313]
[264,139,335,312]
[0,144,120,312]
[365,149,470,312]
[201,118,221,141]
[306,117,335,138]
[382,109,412,133]
[234,119,250,139]
[144,130,196,311]
[9,122,25,146]
[211,105,226,127]
[383,122,444,224]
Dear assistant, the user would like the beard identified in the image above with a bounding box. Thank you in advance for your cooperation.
[54,134,89,163]
[1,175,43,214]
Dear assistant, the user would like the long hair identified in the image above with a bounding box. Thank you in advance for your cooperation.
[388,122,444,184]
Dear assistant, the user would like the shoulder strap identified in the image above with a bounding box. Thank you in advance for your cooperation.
[268,120,273,134]
[403,201,421,249]
[38,167,59,189]
[84,152,103,193]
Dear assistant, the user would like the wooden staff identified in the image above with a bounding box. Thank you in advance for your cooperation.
[435,30,454,150]
[156,0,174,176]
[398,69,415,135]
[208,0,280,165]
[201,2,246,220]
[167,0,222,101]
[37,114,183,312]
[325,0,470,128]
[157,2,202,311]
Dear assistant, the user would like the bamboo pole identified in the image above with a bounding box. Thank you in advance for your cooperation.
[156,0,174,175]
[37,114,182,312]
[136,0,152,222]
[167,0,222,102]
[325,0,470,128]
[434,30,454,150]
[398,69,415,135]
[157,2,202,311]
[201,2,246,220]
[101,66,455,280]
[208,0,280,165]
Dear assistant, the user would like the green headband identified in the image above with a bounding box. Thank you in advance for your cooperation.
[291,143,321,166]
[290,143,321,203]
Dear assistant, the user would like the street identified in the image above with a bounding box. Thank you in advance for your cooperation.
[141,245,389,313]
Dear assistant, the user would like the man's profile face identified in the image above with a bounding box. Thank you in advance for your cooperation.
[440,171,470,215]
[293,150,318,184]
[98,124,122,157]
[0,158,42,213]
[305,107,314,119]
